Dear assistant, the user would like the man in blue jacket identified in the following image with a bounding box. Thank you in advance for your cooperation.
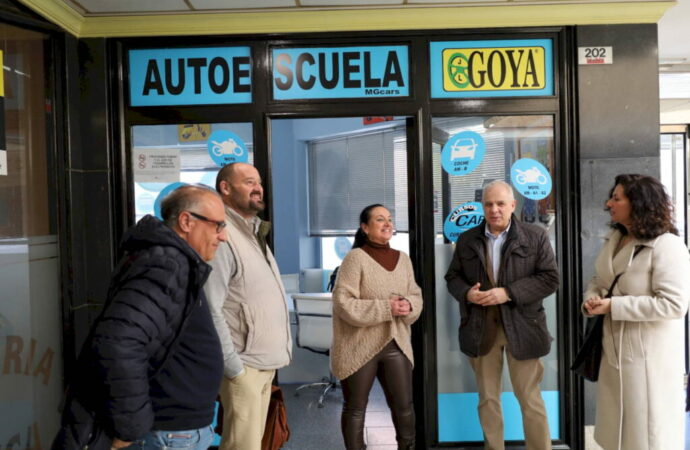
[53,184,228,450]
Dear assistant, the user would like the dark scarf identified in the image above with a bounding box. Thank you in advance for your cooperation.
[361,240,400,271]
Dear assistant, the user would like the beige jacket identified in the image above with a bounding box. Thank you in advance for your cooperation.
[583,230,689,450]
[205,207,292,376]
[331,248,423,380]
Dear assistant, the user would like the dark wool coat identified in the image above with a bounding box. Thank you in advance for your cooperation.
[65,215,212,443]
[445,216,559,360]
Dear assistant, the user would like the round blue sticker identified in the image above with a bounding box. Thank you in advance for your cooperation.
[441,131,485,176]
[153,182,187,219]
[208,130,249,167]
[444,202,485,242]
[510,158,552,200]
[334,237,352,260]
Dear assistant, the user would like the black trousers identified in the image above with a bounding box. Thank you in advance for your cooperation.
[340,340,415,450]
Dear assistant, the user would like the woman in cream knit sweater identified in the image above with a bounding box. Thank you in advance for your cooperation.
[332,204,423,450]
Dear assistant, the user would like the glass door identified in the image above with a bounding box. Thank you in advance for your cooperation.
[0,23,60,448]
[270,117,412,447]
[432,115,559,444]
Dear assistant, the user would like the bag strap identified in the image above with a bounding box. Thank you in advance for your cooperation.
[605,245,644,297]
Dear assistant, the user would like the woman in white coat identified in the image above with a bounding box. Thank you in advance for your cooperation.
[583,174,690,450]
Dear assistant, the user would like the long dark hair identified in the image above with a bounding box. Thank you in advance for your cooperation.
[352,203,385,249]
[608,174,678,238]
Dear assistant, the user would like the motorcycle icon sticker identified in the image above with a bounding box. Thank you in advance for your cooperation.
[444,201,485,242]
[207,130,249,167]
[441,131,485,176]
[510,158,552,200]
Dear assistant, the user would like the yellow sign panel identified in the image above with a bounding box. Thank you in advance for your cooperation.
[442,46,546,92]
[0,50,4,97]
[178,124,211,142]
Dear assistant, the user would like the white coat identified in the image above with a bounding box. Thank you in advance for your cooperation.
[583,230,689,450]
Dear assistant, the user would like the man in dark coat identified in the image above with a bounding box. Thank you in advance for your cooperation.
[53,184,228,450]
[445,180,559,450]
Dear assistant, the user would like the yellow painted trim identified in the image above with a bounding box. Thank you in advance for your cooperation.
[18,1,674,38]
[17,0,84,36]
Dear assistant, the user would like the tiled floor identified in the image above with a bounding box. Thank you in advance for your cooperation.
[281,380,397,450]
[281,382,690,449]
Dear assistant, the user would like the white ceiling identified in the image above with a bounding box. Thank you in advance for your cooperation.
[44,0,690,112]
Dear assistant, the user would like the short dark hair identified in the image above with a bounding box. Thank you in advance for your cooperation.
[161,184,219,228]
[608,174,678,239]
[352,203,386,249]
[215,163,238,192]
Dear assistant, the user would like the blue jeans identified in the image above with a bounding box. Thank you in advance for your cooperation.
[136,425,215,450]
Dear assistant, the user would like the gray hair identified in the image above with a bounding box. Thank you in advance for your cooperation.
[161,184,220,228]
[482,180,515,201]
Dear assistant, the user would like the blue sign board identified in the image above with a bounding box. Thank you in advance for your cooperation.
[129,47,252,106]
[430,39,553,98]
[510,158,552,200]
[208,130,249,167]
[272,46,409,100]
[441,131,485,176]
[444,202,484,242]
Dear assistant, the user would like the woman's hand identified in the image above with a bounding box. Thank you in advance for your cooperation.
[584,296,612,315]
[389,295,411,316]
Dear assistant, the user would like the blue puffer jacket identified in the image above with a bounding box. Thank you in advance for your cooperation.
[71,215,212,442]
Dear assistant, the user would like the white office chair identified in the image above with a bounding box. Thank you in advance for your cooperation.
[292,293,337,408]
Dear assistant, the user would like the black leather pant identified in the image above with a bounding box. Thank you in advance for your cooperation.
[340,340,415,450]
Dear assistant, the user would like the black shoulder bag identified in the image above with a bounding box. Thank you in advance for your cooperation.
[570,246,643,382]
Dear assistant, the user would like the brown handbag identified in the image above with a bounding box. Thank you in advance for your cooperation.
[261,385,290,450]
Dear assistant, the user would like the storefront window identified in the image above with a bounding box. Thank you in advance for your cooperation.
[432,115,559,444]
[130,123,253,221]
[0,23,60,447]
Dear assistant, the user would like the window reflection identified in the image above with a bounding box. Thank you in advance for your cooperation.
[432,115,559,443]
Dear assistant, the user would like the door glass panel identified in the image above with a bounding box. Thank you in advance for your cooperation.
[432,115,559,443]
[0,24,61,447]
[130,123,253,221]
[659,133,686,241]
[269,117,411,389]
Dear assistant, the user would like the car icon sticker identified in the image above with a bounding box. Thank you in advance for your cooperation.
[441,130,485,176]
[510,158,552,200]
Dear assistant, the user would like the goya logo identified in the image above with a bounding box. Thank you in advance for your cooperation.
[444,202,484,243]
[443,47,546,92]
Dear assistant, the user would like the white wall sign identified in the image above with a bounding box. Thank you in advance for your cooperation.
[132,148,180,183]
[578,46,613,65]
[0,150,7,176]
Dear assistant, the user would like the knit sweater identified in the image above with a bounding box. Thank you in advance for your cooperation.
[331,248,423,380]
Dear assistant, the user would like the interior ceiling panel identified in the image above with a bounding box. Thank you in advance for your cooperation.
[300,0,403,5]
[187,0,299,9]
[61,0,671,16]
[67,0,190,14]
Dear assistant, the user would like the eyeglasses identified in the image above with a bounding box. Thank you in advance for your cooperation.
[187,211,227,233]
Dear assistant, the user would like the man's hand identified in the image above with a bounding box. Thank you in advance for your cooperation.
[466,283,509,306]
[111,438,131,449]
[583,296,611,315]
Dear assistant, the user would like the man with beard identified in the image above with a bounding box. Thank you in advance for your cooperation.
[204,162,292,450]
